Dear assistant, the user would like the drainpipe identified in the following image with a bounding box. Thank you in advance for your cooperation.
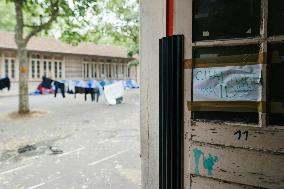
[167,0,174,36]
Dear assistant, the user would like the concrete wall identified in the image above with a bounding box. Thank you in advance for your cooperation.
[140,0,166,188]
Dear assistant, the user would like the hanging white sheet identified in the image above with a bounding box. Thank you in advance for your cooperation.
[104,81,124,105]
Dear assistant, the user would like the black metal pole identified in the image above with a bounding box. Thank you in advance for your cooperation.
[159,35,184,189]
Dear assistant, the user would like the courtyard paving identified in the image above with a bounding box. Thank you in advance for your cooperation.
[0,89,141,189]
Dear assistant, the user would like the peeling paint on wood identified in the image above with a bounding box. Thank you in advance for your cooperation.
[191,176,262,189]
[191,122,284,153]
[190,143,284,189]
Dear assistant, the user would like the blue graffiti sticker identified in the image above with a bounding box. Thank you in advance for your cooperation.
[193,148,218,176]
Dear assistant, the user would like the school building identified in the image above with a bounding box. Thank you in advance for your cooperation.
[0,32,138,91]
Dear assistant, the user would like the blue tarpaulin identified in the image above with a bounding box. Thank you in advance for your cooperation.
[99,80,113,87]
[123,80,139,89]
[87,80,103,95]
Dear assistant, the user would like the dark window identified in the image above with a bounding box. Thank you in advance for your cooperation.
[193,112,258,124]
[102,64,105,74]
[37,61,40,78]
[55,62,58,78]
[268,0,284,36]
[91,64,94,78]
[48,62,52,72]
[86,64,89,78]
[193,0,261,41]
[5,59,9,77]
[193,45,259,58]
[122,65,125,75]
[11,59,15,78]
[59,62,62,78]
[268,43,284,126]
[32,60,35,78]
[43,61,47,76]
[83,64,86,78]
[94,64,97,78]
[193,45,259,66]
[192,45,260,124]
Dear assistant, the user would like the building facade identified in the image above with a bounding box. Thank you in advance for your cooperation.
[0,32,138,88]
[141,0,284,189]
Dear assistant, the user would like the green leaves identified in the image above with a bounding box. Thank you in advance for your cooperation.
[0,0,16,32]
[1,0,138,56]
[58,0,139,53]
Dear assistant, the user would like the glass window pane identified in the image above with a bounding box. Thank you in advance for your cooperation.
[91,64,94,78]
[59,62,62,78]
[87,64,89,78]
[268,43,284,126]
[32,60,35,78]
[193,0,261,41]
[55,62,58,78]
[83,64,86,78]
[37,61,40,78]
[11,59,15,78]
[44,61,47,76]
[268,0,284,36]
[5,59,9,77]
[48,62,52,72]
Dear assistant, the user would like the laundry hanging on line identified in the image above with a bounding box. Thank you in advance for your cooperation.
[54,81,66,98]
[0,77,10,91]
[74,80,100,102]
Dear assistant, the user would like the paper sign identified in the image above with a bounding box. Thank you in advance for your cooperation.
[193,64,262,101]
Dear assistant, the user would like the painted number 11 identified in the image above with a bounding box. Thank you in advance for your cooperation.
[234,130,248,140]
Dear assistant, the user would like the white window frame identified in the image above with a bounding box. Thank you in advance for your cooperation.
[42,55,55,79]
[1,51,17,81]
[30,54,42,81]
[4,58,16,80]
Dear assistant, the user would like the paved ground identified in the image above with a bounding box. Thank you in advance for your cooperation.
[0,90,141,189]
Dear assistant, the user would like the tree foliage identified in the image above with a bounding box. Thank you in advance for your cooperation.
[95,0,139,60]
[8,0,98,44]
[0,0,139,52]
[58,0,140,61]
[0,0,16,32]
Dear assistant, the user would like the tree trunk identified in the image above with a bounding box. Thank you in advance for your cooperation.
[17,42,29,113]
[15,1,29,114]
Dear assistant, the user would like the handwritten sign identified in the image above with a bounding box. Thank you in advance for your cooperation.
[193,64,262,101]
